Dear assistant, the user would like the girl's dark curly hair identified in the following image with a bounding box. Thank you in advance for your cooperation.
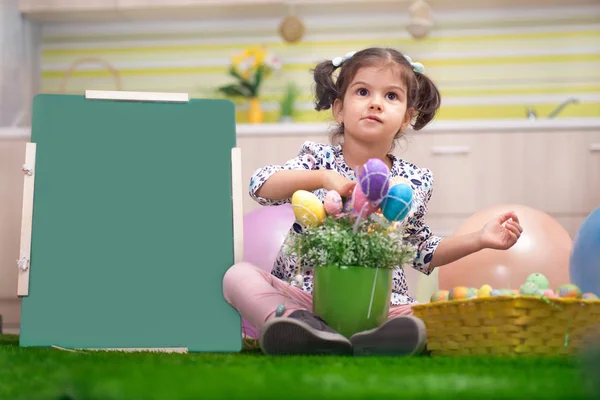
[311,47,441,147]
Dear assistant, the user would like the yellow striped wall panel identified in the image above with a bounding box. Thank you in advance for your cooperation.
[39,4,600,122]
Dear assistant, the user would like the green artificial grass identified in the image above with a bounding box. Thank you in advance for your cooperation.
[1,334,598,400]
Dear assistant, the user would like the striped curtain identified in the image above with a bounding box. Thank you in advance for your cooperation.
[38,4,600,123]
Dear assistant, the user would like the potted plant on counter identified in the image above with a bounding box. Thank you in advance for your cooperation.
[217,46,281,124]
[284,159,416,338]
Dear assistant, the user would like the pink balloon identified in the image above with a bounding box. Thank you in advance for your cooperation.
[241,204,295,338]
[242,204,295,272]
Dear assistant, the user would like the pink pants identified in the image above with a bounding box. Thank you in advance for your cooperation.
[222,262,414,334]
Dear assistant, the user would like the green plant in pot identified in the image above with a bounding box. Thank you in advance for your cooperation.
[216,46,281,124]
[284,159,416,338]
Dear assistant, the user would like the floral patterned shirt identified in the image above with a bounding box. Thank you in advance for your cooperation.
[249,141,442,305]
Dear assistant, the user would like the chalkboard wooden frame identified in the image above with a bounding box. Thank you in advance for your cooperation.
[17,90,244,353]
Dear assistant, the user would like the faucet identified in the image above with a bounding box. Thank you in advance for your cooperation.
[548,97,580,119]
[525,97,580,120]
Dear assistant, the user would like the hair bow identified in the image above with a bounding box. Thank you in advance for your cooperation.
[332,51,356,67]
[403,55,425,73]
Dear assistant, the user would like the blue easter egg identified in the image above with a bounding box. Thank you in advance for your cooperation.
[275,304,286,317]
[380,183,413,222]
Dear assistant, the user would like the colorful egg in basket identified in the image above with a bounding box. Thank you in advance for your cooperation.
[478,284,493,298]
[519,281,543,296]
[412,280,600,357]
[556,283,582,299]
[448,286,478,300]
[430,290,449,302]
[525,273,550,290]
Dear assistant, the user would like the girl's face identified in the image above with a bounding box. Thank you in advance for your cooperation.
[333,64,412,147]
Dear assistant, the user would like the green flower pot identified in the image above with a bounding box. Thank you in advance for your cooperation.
[312,265,392,338]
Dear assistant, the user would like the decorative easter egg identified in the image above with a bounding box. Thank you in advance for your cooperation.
[324,190,343,216]
[525,273,550,290]
[291,190,326,227]
[358,158,390,203]
[478,284,493,298]
[430,290,449,302]
[520,281,542,296]
[352,184,379,218]
[582,293,599,300]
[448,286,469,300]
[275,304,286,317]
[492,289,516,296]
[556,283,582,299]
[380,183,413,222]
[389,176,411,187]
[542,289,557,298]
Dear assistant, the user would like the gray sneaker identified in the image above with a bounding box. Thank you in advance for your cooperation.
[349,315,427,356]
[259,310,353,356]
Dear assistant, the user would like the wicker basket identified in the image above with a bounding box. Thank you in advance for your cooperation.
[412,295,600,357]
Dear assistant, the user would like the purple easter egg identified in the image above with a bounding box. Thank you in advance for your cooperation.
[358,158,390,203]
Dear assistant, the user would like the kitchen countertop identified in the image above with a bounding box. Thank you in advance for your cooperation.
[1,118,599,141]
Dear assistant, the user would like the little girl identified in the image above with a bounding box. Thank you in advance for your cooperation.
[223,47,523,357]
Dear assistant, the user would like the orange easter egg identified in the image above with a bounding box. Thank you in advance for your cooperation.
[430,290,449,302]
[448,286,468,300]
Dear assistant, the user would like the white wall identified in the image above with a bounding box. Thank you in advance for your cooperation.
[0,0,41,127]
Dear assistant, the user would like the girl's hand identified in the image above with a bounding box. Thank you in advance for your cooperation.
[321,170,356,197]
[479,211,523,250]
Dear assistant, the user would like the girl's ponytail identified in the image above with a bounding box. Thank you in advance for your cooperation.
[312,60,338,111]
[412,71,441,131]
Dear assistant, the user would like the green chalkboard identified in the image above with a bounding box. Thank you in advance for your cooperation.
[19,93,242,353]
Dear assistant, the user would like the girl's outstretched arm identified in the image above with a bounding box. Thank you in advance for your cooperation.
[429,231,485,269]
[430,211,523,268]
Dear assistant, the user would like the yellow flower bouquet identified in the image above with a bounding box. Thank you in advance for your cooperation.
[217,46,281,99]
